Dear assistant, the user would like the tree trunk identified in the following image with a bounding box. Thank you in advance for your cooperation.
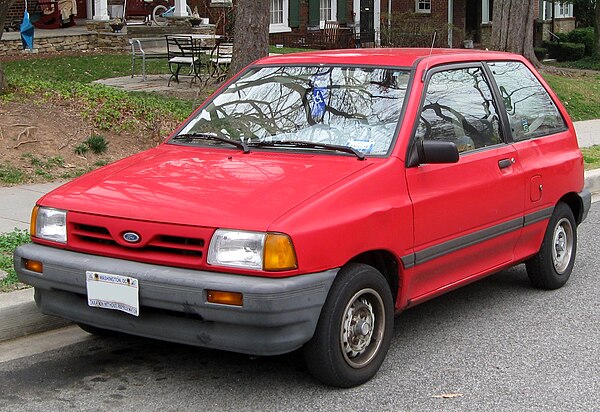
[0,68,7,93]
[595,0,600,56]
[228,0,269,78]
[491,0,539,65]
[0,0,17,42]
[0,0,17,92]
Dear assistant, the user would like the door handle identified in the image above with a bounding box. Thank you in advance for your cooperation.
[498,158,515,169]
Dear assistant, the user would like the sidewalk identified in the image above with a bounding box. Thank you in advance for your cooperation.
[1,121,600,344]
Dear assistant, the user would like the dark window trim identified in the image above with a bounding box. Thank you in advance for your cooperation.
[483,60,568,143]
[406,62,508,168]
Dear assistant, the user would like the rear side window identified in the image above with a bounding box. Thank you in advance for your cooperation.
[415,67,503,153]
[488,61,566,141]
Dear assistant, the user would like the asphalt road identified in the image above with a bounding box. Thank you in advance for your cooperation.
[1,205,598,412]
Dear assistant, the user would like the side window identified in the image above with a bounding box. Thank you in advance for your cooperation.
[415,67,502,153]
[488,61,566,141]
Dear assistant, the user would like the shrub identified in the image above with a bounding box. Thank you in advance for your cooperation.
[565,27,594,56]
[547,42,585,62]
[85,135,109,154]
[534,47,547,60]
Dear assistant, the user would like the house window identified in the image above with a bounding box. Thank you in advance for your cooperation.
[416,0,431,13]
[271,0,284,25]
[541,1,573,20]
[270,0,291,33]
[556,2,573,18]
[320,0,337,22]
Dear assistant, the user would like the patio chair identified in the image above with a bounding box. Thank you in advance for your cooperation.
[323,21,340,49]
[166,35,203,86]
[208,39,233,83]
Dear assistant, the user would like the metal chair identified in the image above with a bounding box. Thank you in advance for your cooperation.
[208,39,233,83]
[166,35,202,86]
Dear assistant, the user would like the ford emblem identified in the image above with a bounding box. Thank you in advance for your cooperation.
[123,232,141,243]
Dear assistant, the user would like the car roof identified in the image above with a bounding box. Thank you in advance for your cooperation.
[256,48,523,68]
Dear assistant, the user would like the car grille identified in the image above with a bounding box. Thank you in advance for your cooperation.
[67,211,213,269]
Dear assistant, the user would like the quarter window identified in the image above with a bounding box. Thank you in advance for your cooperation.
[488,61,566,141]
[415,67,502,153]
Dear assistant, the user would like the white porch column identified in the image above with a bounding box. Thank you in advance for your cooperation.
[174,0,189,17]
[375,0,381,46]
[93,0,109,20]
[482,0,489,24]
[447,0,453,47]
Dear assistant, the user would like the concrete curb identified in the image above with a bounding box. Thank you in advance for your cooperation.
[584,169,600,194]
[0,288,72,343]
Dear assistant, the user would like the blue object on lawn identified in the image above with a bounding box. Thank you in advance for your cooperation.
[20,9,35,50]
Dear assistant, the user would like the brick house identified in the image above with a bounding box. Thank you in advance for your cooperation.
[5,0,575,49]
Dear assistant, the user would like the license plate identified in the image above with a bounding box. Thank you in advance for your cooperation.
[86,271,139,316]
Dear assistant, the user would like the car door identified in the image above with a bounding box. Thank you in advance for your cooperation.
[404,63,525,303]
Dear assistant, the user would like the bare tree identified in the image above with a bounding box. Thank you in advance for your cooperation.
[0,0,17,92]
[595,0,600,55]
[228,0,269,78]
[491,0,539,64]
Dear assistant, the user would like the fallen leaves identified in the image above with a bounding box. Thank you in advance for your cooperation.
[432,393,464,399]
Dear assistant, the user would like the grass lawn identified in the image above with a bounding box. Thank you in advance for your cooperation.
[581,145,600,171]
[547,56,600,71]
[542,72,600,121]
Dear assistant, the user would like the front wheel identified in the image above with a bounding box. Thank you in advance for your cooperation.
[526,202,577,290]
[303,263,394,387]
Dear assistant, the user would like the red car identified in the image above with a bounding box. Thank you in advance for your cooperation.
[14,49,590,387]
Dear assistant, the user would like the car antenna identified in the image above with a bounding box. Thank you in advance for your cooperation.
[422,31,437,82]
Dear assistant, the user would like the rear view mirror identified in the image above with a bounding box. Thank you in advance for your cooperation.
[417,140,459,165]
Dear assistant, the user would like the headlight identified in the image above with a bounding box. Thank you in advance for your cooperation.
[31,206,67,243]
[207,229,297,271]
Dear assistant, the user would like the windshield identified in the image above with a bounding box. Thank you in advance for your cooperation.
[172,65,411,156]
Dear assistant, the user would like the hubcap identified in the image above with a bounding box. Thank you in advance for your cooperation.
[552,217,573,274]
[340,288,385,369]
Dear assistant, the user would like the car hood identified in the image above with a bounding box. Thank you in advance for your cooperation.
[40,145,372,230]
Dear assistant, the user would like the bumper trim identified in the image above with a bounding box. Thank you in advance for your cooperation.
[14,244,338,356]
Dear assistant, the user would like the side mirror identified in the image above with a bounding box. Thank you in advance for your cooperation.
[416,140,459,165]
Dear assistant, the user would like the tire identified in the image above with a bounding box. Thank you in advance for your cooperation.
[303,263,394,388]
[152,5,168,26]
[526,202,577,290]
[78,323,119,337]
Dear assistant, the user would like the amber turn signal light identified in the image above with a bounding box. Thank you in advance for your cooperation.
[207,290,243,306]
[263,233,298,271]
[30,205,39,237]
[23,259,43,273]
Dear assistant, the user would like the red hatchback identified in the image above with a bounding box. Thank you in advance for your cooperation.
[15,49,590,387]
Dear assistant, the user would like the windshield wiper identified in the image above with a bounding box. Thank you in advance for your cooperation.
[248,140,365,160]
[172,132,250,154]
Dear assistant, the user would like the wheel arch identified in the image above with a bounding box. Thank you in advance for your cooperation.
[559,192,583,224]
[347,250,400,305]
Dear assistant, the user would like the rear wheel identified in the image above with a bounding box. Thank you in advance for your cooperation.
[303,263,394,387]
[526,202,577,289]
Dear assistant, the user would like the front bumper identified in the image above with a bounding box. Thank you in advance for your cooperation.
[14,244,337,356]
